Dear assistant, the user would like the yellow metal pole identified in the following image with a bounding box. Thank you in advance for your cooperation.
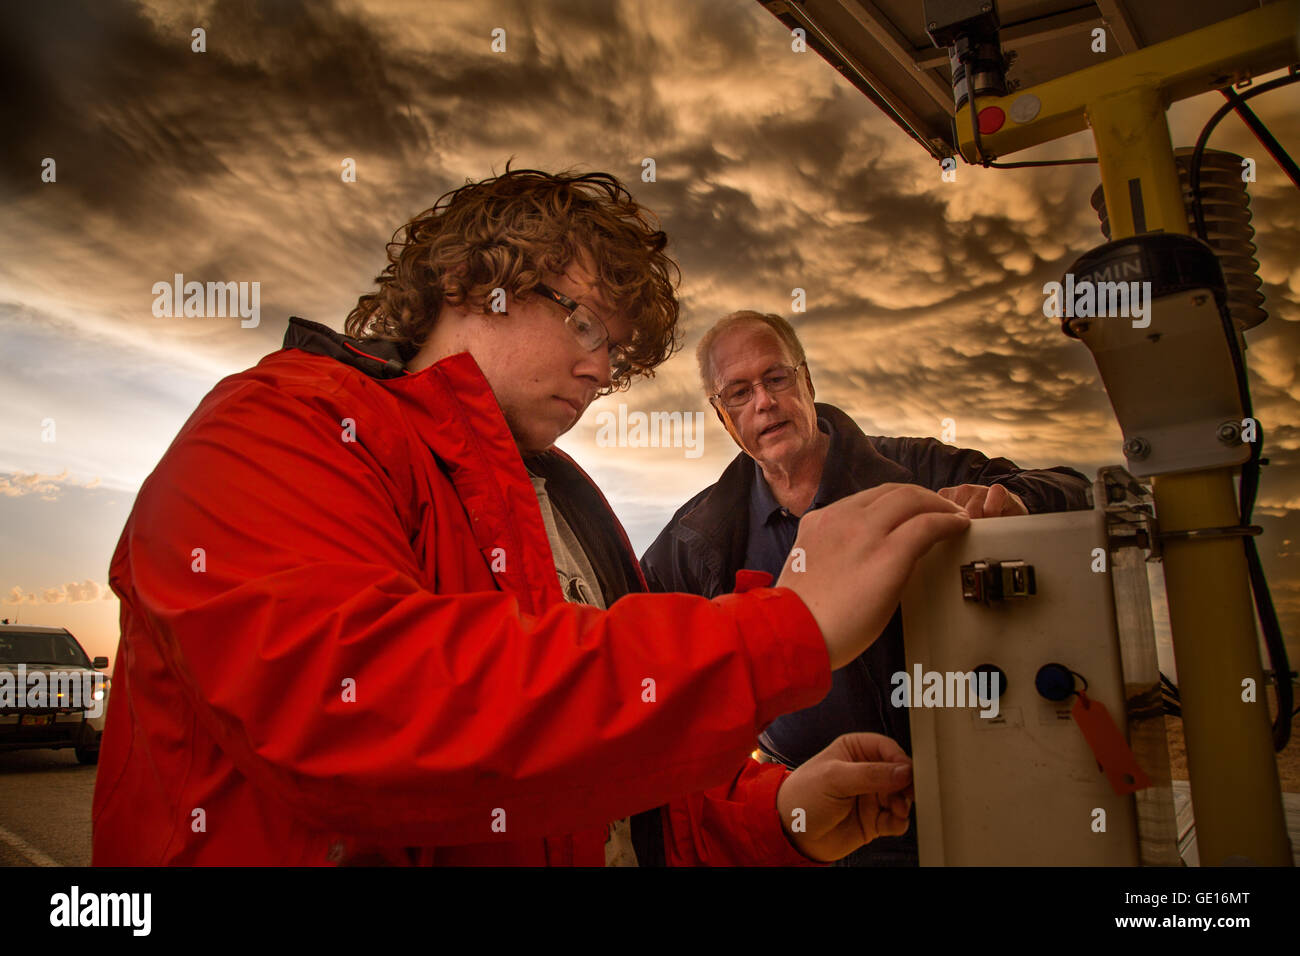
[1086,86,1291,866]
[1088,86,1186,241]
[1152,474,1289,865]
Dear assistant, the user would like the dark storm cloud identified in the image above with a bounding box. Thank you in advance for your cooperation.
[650,174,778,284]
[0,0,431,218]
[1,1,214,210]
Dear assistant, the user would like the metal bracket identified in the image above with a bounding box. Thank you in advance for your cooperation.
[1158,524,1261,543]
[1097,464,1161,560]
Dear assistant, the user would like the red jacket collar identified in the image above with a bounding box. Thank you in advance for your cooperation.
[382,352,563,614]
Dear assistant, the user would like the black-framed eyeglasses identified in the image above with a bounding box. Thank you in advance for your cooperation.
[710,362,807,408]
[533,283,611,353]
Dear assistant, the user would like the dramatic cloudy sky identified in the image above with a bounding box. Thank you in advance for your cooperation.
[2,0,1297,690]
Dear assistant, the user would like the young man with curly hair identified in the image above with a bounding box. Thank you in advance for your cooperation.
[93,168,971,866]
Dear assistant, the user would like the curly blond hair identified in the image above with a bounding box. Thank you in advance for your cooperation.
[345,166,682,392]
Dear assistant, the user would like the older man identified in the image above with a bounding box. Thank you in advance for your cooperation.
[641,310,1091,866]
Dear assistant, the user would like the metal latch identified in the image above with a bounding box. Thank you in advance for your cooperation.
[961,559,1036,603]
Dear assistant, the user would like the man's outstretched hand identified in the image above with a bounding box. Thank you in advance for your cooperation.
[775,733,914,863]
[776,483,971,670]
[936,482,1027,518]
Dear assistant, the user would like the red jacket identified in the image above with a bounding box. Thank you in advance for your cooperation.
[92,324,833,865]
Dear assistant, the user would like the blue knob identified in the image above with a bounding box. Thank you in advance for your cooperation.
[1035,663,1076,701]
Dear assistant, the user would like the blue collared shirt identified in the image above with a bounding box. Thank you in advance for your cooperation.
[743,417,835,579]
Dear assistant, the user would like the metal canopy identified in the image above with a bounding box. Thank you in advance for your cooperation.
[756,0,1283,160]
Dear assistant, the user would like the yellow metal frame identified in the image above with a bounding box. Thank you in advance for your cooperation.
[955,2,1298,866]
[955,4,1299,164]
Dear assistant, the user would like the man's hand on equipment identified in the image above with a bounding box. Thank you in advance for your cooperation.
[776,733,914,863]
[776,483,970,670]
[936,482,1027,519]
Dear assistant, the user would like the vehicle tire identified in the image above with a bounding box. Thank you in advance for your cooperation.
[75,727,102,765]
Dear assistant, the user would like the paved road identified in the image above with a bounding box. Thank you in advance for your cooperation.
[0,749,95,866]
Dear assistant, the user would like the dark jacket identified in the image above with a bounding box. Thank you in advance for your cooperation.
[640,402,1092,864]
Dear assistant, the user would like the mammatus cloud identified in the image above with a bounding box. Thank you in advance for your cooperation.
[0,1,1295,664]
[4,580,115,605]
[0,470,104,500]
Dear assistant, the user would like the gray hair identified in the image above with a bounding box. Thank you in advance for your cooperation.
[696,311,807,394]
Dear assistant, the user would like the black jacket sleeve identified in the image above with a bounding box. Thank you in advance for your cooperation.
[869,436,1091,514]
[640,486,727,597]
[640,529,673,594]
[641,522,712,596]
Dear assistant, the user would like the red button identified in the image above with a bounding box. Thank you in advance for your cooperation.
[978,106,1005,135]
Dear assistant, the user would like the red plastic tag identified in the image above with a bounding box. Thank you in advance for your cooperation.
[733,569,774,594]
[1071,690,1151,795]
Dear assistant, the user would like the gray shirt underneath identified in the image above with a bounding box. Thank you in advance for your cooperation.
[527,470,638,866]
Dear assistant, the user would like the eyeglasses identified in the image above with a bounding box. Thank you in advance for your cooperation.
[710,363,807,408]
[533,283,612,353]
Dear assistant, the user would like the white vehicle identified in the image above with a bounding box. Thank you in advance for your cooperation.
[0,624,110,764]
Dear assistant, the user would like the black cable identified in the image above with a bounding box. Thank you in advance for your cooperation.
[1219,88,1300,191]
[1186,69,1300,750]
[1160,672,1181,701]
[1189,71,1300,242]
[1161,671,1182,717]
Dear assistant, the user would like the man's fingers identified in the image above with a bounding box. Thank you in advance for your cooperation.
[984,483,1007,516]
[825,759,913,800]
[939,483,987,515]
[876,805,911,837]
[851,484,969,539]
[840,481,913,510]
[832,731,909,764]
[864,796,912,839]
[879,510,971,568]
